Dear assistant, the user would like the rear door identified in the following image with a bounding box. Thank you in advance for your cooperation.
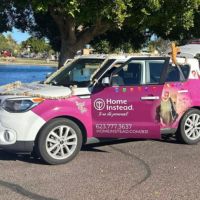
[92,57,170,139]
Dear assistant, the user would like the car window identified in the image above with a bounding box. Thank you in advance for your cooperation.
[111,62,143,86]
[102,62,123,78]
[181,65,190,79]
[166,66,181,82]
[92,59,116,81]
[146,61,165,84]
[166,64,190,82]
[46,58,104,87]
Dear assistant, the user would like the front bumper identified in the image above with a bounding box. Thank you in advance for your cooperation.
[0,114,35,152]
[0,107,45,142]
[0,104,45,153]
[0,141,34,152]
[0,95,46,152]
[0,122,17,145]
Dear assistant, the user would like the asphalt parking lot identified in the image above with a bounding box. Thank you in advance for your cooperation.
[0,138,200,200]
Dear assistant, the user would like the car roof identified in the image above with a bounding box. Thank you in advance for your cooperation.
[74,54,199,67]
[75,54,166,60]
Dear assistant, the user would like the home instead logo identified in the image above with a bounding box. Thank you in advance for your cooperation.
[94,98,133,111]
[94,98,106,111]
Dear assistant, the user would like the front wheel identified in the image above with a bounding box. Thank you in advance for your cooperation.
[177,109,200,144]
[37,118,82,165]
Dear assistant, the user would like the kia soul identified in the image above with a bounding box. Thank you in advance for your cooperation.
[0,55,200,165]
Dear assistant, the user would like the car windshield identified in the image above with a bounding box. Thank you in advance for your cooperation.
[45,58,105,87]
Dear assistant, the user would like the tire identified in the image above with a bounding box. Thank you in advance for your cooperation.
[177,109,200,145]
[37,118,82,165]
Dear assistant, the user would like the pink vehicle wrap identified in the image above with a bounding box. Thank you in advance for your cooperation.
[30,57,167,140]
[161,79,200,128]
[91,85,163,139]
[32,97,94,138]
[32,84,163,139]
[31,80,200,141]
[31,59,200,141]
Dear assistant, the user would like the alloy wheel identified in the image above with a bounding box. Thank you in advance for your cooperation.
[184,113,200,140]
[45,125,78,160]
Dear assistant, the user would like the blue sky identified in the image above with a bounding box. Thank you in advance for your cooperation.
[3,28,30,44]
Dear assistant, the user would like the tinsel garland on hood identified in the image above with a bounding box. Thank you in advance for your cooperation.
[0,81,75,99]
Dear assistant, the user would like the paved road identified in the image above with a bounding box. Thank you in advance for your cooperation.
[0,138,200,200]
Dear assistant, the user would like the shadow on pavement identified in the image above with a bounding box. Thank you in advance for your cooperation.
[158,135,184,145]
[82,138,144,152]
[0,137,181,164]
[82,136,183,152]
[0,150,44,164]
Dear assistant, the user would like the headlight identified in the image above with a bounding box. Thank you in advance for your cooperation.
[2,98,44,113]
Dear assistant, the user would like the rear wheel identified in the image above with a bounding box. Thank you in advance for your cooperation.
[177,109,200,144]
[37,118,82,165]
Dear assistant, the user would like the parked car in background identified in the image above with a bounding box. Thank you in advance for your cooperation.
[1,50,12,57]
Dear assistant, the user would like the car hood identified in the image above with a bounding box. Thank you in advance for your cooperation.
[0,81,72,99]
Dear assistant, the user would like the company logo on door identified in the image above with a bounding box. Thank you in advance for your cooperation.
[94,98,133,111]
[94,98,106,110]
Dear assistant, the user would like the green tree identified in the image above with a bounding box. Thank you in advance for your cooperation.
[0,34,19,56]
[1,0,200,67]
[0,35,9,52]
[6,34,20,55]
[148,38,171,54]
[92,40,111,54]
[142,0,200,43]
[12,0,133,67]
[92,26,146,53]
[21,37,51,54]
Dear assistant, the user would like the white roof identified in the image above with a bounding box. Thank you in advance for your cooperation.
[75,54,108,59]
[75,54,164,60]
[179,44,200,58]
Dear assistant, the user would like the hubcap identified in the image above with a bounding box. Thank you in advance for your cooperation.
[46,125,78,160]
[184,113,200,140]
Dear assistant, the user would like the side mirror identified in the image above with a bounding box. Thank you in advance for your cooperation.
[101,77,110,86]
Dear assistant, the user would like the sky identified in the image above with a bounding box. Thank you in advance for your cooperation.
[3,28,30,44]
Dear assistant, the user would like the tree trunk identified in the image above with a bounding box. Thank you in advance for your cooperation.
[58,39,76,68]
[50,13,109,68]
[58,34,92,68]
[49,10,109,68]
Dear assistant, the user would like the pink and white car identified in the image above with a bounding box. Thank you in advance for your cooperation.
[0,55,200,165]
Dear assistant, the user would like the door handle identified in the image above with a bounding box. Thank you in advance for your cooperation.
[141,96,160,101]
[178,90,188,94]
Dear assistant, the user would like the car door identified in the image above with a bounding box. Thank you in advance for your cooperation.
[160,63,191,130]
[91,57,170,139]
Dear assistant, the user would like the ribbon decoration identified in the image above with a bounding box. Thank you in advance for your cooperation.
[171,43,180,64]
